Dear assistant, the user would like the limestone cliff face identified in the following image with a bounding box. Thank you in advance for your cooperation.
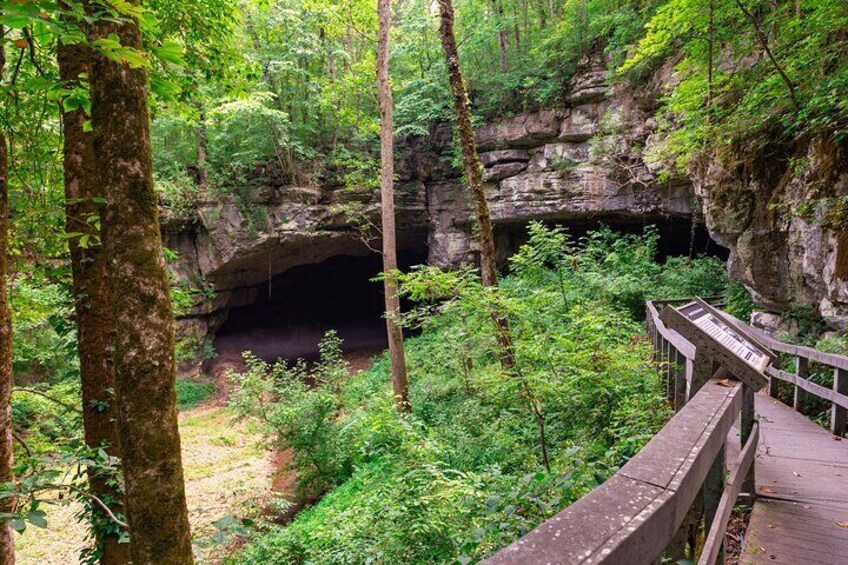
[164,60,696,352]
[164,56,848,359]
[693,138,848,328]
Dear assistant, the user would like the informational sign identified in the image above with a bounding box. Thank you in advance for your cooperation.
[677,302,771,373]
[660,298,773,392]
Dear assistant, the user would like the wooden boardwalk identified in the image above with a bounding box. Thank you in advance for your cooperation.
[486,299,848,565]
[741,394,848,564]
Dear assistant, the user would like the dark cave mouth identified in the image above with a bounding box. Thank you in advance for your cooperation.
[495,215,728,265]
[214,248,428,364]
[213,216,727,365]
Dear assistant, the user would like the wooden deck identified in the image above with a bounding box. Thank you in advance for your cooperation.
[741,394,848,564]
[485,300,848,564]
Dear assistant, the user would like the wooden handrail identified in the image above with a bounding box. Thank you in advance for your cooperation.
[719,310,848,436]
[486,298,846,565]
[720,310,848,371]
[767,367,848,410]
[483,380,743,565]
[699,420,759,565]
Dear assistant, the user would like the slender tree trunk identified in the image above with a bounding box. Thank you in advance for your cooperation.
[0,29,15,565]
[707,0,714,118]
[436,0,515,369]
[88,7,194,564]
[58,37,130,565]
[378,0,410,413]
[197,115,209,191]
[512,2,522,53]
[733,0,800,110]
[493,0,509,73]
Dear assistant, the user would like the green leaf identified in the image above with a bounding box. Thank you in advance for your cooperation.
[0,15,31,29]
[26,511,48,529]
[153,41,185,66]
[9,519,25,533]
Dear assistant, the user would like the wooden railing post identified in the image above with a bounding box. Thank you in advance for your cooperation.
[740,383,756,501]
[794,356,809,413]
[703,443,726,563]
[674,349,686,412]
[768,357,781,399]
[689,353,713,400]
[685,357,694,403]
[833,367,847,437]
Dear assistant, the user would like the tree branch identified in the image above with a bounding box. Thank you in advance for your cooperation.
[733,0,800,110]
[12,388,83,414]
[32,485,128,529]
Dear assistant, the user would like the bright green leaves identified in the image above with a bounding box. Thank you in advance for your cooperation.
[91,35,146,68]
[622,0,848,174]
[152,39,184,65]
[92,34,185,70]
[232,226,722,564]
[228,331,350,497]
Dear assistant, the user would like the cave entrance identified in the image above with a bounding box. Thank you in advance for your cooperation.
[494,215,729,266]
[214,247,428,365]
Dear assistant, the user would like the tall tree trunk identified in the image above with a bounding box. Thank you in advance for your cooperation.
[436,0,515,369]
[196,114,209,192]
[88,8,194,565]
[706,0,714,117]
[58,37,130,565]
[493,0,509,73]
[377,0,410,413]
[0,29,15,565]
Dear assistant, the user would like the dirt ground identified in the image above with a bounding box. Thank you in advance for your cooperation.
[16,346,380,564]
[14,406,271,565]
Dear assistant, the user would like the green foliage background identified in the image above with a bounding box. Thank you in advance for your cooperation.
[228,226,729,564]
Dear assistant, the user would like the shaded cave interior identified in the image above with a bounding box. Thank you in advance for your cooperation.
[211,216,726,366]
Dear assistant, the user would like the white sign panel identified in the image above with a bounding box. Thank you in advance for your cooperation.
[679,302,770,373]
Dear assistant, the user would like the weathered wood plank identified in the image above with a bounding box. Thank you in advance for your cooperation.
[483,381,741,565]
[832,368,847,437]
[767,366,848,410]
[742,500,848,564]
[481,474,669,565]
[741,394,848,565]
[619,381,739,492]
[699,421,759,565]
[646,301,696,360]
[793,356,809,413]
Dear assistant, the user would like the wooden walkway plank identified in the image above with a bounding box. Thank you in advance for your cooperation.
[741,395,848,565]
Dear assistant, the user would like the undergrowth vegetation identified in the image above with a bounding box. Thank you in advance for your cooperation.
[227,225,729,564]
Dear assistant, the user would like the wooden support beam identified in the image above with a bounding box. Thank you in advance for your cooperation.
[699,421,759,565]
[702,444,726,564]
[689,352,714,399]
[794,356,809,414]
[740,384,755,500]
[833,367,847,437]
[674,349,687,412]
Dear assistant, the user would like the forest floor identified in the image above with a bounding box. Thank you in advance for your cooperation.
[16,346,380,564]
[14,405,272,565]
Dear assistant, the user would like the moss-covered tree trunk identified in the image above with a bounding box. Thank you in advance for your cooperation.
[58,36,130,565]
[437,0,515,368]
[0,29,15,565]
[89,8,194,565]
[377,0,410,412]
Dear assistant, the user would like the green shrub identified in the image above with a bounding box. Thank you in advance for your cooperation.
[207,92,292,187]
[229,332,350,497]
[230,225,726,564]
[176,378,216,410]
